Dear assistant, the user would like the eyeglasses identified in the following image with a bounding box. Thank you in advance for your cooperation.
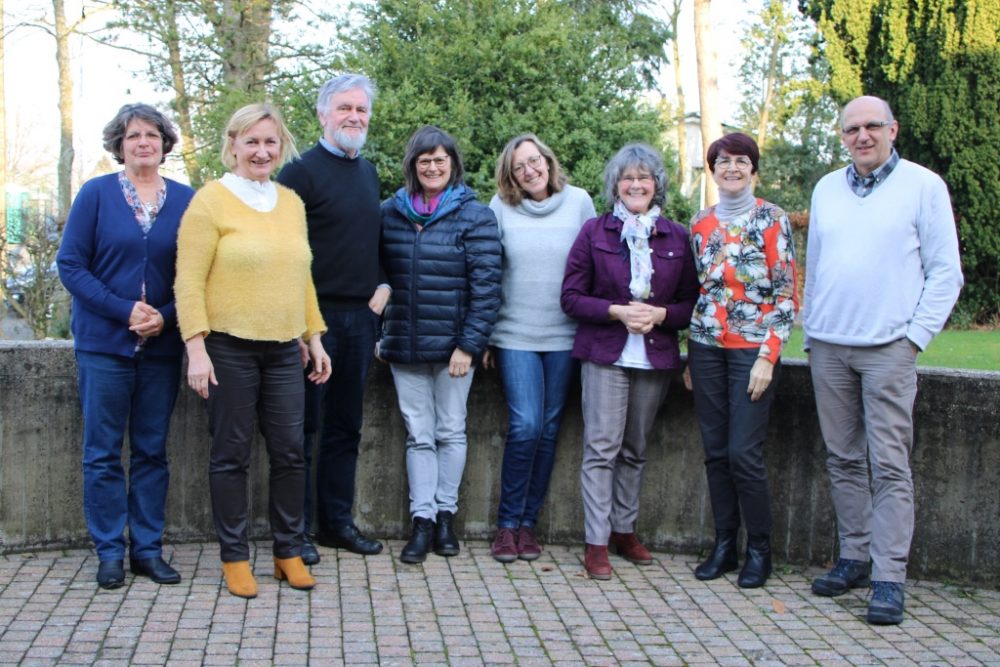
[841,120,892,136]
[512,154,545,177]
[714,156,753,170]
[619,174,654,184]
[416,155,450,170]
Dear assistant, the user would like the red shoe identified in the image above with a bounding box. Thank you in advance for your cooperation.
[584,544,612,580]
[490,528,518,563]
[517,527,542,561]
[610,532,653,565]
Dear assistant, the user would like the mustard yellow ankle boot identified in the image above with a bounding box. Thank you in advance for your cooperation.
[273,556,316,590]
[222,561,257,598]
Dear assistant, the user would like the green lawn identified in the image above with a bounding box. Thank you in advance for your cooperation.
[779,327,1000,371]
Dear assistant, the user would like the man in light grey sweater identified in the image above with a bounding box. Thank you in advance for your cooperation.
[803,95,963,626]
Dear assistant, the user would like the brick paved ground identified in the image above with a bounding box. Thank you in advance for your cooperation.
[1,540,998,666]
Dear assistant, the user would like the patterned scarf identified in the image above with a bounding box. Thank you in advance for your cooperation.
[118,171,166,234]
[614,200,661,301]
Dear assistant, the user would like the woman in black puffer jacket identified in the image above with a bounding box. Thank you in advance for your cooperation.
[379,125,502,564]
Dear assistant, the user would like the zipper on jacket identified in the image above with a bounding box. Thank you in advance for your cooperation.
[409,226,421,360]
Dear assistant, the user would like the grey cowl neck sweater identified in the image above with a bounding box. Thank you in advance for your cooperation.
[515,187,567,217]
[715,187,756,220]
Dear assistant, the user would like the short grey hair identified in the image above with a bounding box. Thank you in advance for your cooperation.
[602,143,668,209]
[102,103,179,165]
[316,73,376,116]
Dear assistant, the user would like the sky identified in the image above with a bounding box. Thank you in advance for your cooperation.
[4,0,763,188]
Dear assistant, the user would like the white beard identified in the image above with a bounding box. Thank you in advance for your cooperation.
[333,128,367,153]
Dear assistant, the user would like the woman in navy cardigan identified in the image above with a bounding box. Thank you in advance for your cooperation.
[561,144,699,580]
[57,104,194,589]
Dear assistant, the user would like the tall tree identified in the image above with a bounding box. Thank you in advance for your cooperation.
[666,0,690,196]
[53,0,73,226]
[1,0,7,263]
[802,0,1000,322]
[693,0,722,206]
[338,0,688,219]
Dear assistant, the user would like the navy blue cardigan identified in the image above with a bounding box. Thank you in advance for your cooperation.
[57,173,195,358]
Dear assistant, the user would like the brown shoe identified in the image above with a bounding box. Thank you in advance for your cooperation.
[273,556,316,590]
[584,544,613,580]
[609,532,653,565]
[490,528,518,563]
[517,527,542,561]
[222,561,258,598]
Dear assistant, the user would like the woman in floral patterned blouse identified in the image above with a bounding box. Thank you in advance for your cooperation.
[687,132,798,589]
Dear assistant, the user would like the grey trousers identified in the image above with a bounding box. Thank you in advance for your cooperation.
[390,363,475,521]
[809,338,918,583]
[580,362,671,545]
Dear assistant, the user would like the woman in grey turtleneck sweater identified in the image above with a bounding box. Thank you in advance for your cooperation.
[687,132,799,589]
[485,134,596,564]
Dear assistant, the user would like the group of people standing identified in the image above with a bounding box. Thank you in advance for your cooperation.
[57,68,963,628]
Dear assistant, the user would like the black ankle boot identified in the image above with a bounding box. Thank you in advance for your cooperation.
[434,511,460,557]
[695,529,739,580]
[400,517,435,564]
[737,534,772,588]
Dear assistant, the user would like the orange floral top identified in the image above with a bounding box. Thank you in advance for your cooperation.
[689,199,798,363]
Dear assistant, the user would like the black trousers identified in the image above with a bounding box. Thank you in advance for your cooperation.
[205,334,306,561]
[688,341,780,537]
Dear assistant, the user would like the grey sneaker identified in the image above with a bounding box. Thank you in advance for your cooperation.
[811,558,871,597]
[867,580,905,625]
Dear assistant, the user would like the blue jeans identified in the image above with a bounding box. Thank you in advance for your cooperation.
[495,348,575,529]
[303,306,379,532]
[75,350,181,562]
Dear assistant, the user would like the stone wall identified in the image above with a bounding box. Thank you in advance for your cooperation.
[1,341,997,587]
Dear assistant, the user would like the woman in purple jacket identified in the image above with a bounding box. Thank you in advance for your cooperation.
[561,143,698,580]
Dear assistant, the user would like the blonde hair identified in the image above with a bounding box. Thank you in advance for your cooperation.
[494,133,567,206]
[220,103,298,171]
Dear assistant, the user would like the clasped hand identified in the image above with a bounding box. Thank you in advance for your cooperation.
[611,301,665,335]
[128,301,164,338]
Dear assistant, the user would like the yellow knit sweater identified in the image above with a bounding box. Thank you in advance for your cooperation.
[175,180,325,343]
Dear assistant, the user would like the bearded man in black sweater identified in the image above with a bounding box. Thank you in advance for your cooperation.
[277,73,387,560]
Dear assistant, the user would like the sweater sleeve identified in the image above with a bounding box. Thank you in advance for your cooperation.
[56,180,136,324]
[906,174,964,350]
[174,190,220,341]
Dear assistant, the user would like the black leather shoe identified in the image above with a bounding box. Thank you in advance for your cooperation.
[301,536,320,566]
[867,581,905,625]
[400,517,435,564]
[434,511,460,557]
[737,534,772,588]
[315,524,383,555]
[811,558,870,597]
[694,529,739,580]
[129,556,181,585]
[96,560,125,590]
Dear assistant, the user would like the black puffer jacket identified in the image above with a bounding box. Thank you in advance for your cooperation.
[379,185,502,364]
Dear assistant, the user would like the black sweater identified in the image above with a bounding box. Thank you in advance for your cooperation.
[277,144,383,310]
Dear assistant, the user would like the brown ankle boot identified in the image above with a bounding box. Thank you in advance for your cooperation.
[222,561,258,598]
[273,556,316,590]
[584,544,613,580]
[609,532,653,565]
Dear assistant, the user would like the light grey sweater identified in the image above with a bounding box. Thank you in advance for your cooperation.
[488,184,596,351]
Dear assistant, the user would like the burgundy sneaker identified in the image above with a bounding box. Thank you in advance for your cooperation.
[490,528,518,563]
[609,532,653,565]
[517,527,542,561]
[584,544,613,580]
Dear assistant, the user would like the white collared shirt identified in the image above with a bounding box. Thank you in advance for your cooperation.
[220,172,278,212]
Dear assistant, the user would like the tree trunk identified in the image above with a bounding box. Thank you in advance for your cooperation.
[756,31,781,149]
[163,2,200,186]
[208,0,273,94]
[694,0,722,206]
[668,0,689,196]
[53,0,74,227]
[1,0,7,253]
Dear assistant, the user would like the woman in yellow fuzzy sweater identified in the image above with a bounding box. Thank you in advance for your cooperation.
[175,104,331,599]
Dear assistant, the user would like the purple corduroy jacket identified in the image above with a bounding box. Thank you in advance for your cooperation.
[560,211,699,369]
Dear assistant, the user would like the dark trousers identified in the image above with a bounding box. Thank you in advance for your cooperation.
[205,334,305,561]
[688,341,779,537]
[303,306,378,532]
